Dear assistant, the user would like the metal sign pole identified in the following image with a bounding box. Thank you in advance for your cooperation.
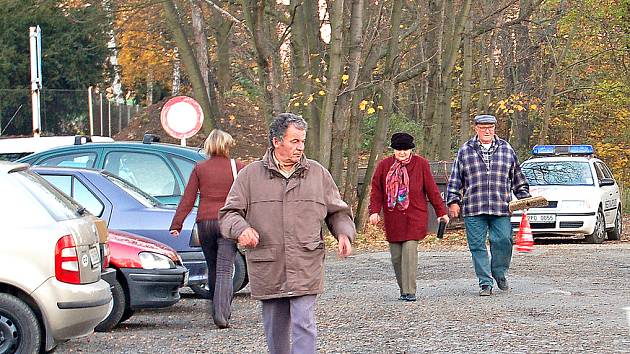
[88,86,94,135]
[29,26,42,137]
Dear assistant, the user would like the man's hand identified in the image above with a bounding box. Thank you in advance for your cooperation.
[169,230,180,237]
[448,204,460,219]
[368,213,380,225]
[438,214,450,224]
[237,227,260,248]
[337,234,352,258]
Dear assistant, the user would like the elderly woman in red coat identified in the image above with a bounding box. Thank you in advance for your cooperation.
[369,132,449,302]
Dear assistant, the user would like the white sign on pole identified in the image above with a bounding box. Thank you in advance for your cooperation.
[160,96,204,146]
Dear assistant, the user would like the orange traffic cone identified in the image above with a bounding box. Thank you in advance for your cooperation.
[515,212,534,253]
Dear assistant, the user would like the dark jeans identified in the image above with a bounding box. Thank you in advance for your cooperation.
[197,219,237,326]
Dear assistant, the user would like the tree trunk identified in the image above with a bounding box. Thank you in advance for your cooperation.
[319,0,345,169]
[437,0,471,159]
[422,0,443,158]
[242,0,283,120]
[172,47,181,95]
[103,0,124,103]
[540,23,574,144]
[460,15,472,144]
[331,0,364,185]
[191,0,221,120]
[355,0,403,231]
[162,0,216,131]
[304,0,323,158]
[213,0,233,94]
[146,71,154,106]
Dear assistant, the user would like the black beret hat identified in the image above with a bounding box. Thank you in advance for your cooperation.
[390,132,415,150]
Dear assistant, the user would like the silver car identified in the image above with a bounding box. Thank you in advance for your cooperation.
[0,162,112,353]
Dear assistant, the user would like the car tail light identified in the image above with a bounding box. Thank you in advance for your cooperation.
[101,243,111,270]
[55,235,81,284]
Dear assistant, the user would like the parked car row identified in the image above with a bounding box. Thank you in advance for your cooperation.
[0,133,257,350]
[17,134,249,298]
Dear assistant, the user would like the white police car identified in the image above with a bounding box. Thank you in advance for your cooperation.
[511,145,623,243]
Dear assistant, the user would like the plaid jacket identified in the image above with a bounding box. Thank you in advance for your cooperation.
[446,136,530,217]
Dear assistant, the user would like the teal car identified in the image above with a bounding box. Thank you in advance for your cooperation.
[18,134,205,206]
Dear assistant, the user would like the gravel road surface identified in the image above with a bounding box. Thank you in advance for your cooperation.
[56,234,630,354]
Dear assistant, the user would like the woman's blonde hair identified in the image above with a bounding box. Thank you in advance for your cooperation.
[203,129,235,158]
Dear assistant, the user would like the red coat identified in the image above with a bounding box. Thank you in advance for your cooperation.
[369,155,447,242]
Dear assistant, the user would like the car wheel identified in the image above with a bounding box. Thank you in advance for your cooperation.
[119,308,135,324]
[607,207,622,241]
[190,252,249,298]
[95,277,126,332]
[0,293,41,354]
[585,209,606,244]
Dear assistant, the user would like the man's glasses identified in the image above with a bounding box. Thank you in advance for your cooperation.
[476,126,495,132]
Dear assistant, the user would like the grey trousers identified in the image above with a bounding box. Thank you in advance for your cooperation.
[197,219,236,327]
[261,295,318,354]
[389,240,419,295]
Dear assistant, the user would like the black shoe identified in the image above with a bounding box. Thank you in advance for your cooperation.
[405,294,417,302]
[479,286,492,296]
[496,278,509,291]
[214,318,230,329]
[398,294,408,301]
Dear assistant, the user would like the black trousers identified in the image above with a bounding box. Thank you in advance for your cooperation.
[197,219,237,326]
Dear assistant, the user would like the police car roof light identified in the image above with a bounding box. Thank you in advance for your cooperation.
[531,144,593,156]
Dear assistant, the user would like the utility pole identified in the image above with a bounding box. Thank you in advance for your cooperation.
[29,26,42,137]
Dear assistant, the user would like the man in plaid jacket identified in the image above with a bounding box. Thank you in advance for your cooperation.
[446,114,530,296]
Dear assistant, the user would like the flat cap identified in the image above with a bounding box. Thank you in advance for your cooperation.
[474,114,497,125]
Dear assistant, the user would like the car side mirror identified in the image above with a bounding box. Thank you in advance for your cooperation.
[599,178,615,187]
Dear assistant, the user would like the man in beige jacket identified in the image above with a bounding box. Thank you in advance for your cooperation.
[219,113,355,354]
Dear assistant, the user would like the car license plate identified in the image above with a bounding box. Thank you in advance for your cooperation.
[183,270,189,286]
[527,214,556,223]
[89,247,100,268]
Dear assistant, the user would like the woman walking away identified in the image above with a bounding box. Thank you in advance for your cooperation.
[369,132,449,302]
[170,129,244,328]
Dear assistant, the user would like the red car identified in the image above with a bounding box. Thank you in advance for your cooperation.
[96,230,188,331]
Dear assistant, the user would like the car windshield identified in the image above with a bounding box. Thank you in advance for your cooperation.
[106,174,162,208]
[521,161,594,186]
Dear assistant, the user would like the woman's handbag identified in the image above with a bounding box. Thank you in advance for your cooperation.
[189,159,238,247]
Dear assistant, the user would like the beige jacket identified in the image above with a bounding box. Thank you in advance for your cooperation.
[219,149,355,300]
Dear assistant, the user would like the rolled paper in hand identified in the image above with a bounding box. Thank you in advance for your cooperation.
[509,196,548,213]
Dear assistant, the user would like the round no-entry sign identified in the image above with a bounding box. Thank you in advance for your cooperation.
[160,96,204,139]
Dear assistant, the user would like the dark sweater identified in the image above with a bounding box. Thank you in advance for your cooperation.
[170,156,244,232]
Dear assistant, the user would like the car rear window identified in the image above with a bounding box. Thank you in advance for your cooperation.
[521,161,594,186]
[12,170,83,221]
